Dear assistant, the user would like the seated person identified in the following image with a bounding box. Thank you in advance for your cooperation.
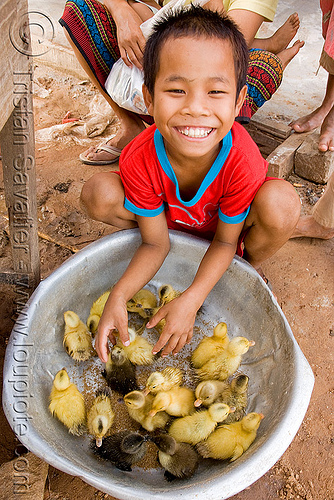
[80,6,301,360]
[59,0,304,165]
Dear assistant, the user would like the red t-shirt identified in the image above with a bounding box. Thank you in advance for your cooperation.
[120,123,268,240]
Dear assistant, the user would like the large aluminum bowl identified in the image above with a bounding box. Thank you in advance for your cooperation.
[2,229,314,500]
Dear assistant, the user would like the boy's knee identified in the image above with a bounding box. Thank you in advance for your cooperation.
[254,180,301,230]
[80,172,122,221]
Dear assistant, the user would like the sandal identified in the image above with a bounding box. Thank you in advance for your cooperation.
[79,143,122,165]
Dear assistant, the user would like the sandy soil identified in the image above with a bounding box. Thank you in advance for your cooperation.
[0,66,333,500]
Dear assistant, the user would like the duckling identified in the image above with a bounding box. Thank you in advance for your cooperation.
[191,322,230,369]
[195,336,255,381]
[168,403,233,445]
[102,346,138,395]
[124,391,170,432]
[126,289,157,318]
[150,434,199,481]
[118,327,154,365]
[196,412,264,462]
[149,386,195,418]
[144,366,183,395]
[91,431,148,471]
[194,380,229,408]
[86,290,111,334]
[49,368,86,435]
[87,388,115,447]
[218,374,249,423]
[63,311,93,362]
[158,284,181,306]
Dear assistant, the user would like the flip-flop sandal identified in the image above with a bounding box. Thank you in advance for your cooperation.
[79,143,122,165]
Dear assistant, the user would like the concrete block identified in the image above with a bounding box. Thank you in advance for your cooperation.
[294,131,334,184]
[266,133,306,178]
[0,452,48,499]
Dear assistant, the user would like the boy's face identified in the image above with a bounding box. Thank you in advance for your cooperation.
[143,36,247,163]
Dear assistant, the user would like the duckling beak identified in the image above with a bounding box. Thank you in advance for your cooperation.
[248,340,256,347]
[96,438,103,447]
[194,399,202,407]
[229,406,236,413]
[259,413,265,419]
[148,409,157,417]
[143,387,150,396]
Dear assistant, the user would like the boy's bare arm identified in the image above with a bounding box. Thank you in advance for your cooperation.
[148,219,244,356]
[95,213,170,362]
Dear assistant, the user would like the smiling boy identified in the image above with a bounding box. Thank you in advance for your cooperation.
[81,6,300,362]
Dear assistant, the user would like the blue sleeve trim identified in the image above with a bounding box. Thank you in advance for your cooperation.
[124,197,165,217]
[219,206,250,224]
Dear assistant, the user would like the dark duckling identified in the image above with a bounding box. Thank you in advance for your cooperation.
[102,345,138,395]
[150,434,199,481]
[91,431,148,471]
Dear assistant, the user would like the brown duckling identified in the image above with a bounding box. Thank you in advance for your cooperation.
[63,311,93,362]
[126,289,157,318]
[194,380,229,408]
[218,374,249,423]
[118,327,154,365]
[144,366,183,396]
[196,412,264,462]
[102,346,138,395]
[87,388,115,447]
[168,403,233,445]
[149,386,195,418]
[150,434,199,481]
[124,390,170,432]
[191,322,230,369]
[49,368,86,436]
[86,290,111,334]
[91,431,149,471]
[195,336,255,381]
[158,284,181,306]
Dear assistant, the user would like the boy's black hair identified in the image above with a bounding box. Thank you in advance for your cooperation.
[143,5,249,98]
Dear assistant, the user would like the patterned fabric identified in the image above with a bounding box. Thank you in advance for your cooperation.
[238,49,283,123]
[320,0,334,75]
[59,0,282,124]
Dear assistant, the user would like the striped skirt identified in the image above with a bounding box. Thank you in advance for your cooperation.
[59,0,283,123]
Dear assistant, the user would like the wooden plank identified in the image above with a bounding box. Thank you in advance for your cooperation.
[266,132,307,178]
[250,117,292,140]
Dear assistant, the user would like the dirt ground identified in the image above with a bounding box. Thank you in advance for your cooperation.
[0,66,333,500]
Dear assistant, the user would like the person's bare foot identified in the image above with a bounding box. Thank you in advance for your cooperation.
[318,106,334,151]
[289,106,329,134]
[290,215,334,239]
[276,39,305,70]
[266,13,300,54]
[81,121,146,164]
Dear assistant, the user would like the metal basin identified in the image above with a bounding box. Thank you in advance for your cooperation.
[2,229,314,500]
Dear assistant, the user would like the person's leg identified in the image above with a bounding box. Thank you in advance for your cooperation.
[291,171,334,239]
[80,172,137,229]
[290,73,334,147]
[242,179,301,271]
[227,9,300,53]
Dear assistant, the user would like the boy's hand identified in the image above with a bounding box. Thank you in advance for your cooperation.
[147,295,199,357]
[95,296,130,363]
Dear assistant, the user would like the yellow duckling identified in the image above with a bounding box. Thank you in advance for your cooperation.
[191,322,230,369]
[86,290,111,334]
[149,386,195,418]
[194,380,229,407]
[126,288,157,318]
[49,368,86,435]
[219,374,249,424]
[123,390,170,432]
[87,388,115,447]
[196,412,264,461]
[195,336,255,381]
[150,434,199,481]
[63,311,93,362]
[158,284,181,306]
[144,366,183,395]
[117,327,154,365]
[168,403,233,445]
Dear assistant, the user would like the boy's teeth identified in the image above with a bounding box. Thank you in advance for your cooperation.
[179,127,212,138]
